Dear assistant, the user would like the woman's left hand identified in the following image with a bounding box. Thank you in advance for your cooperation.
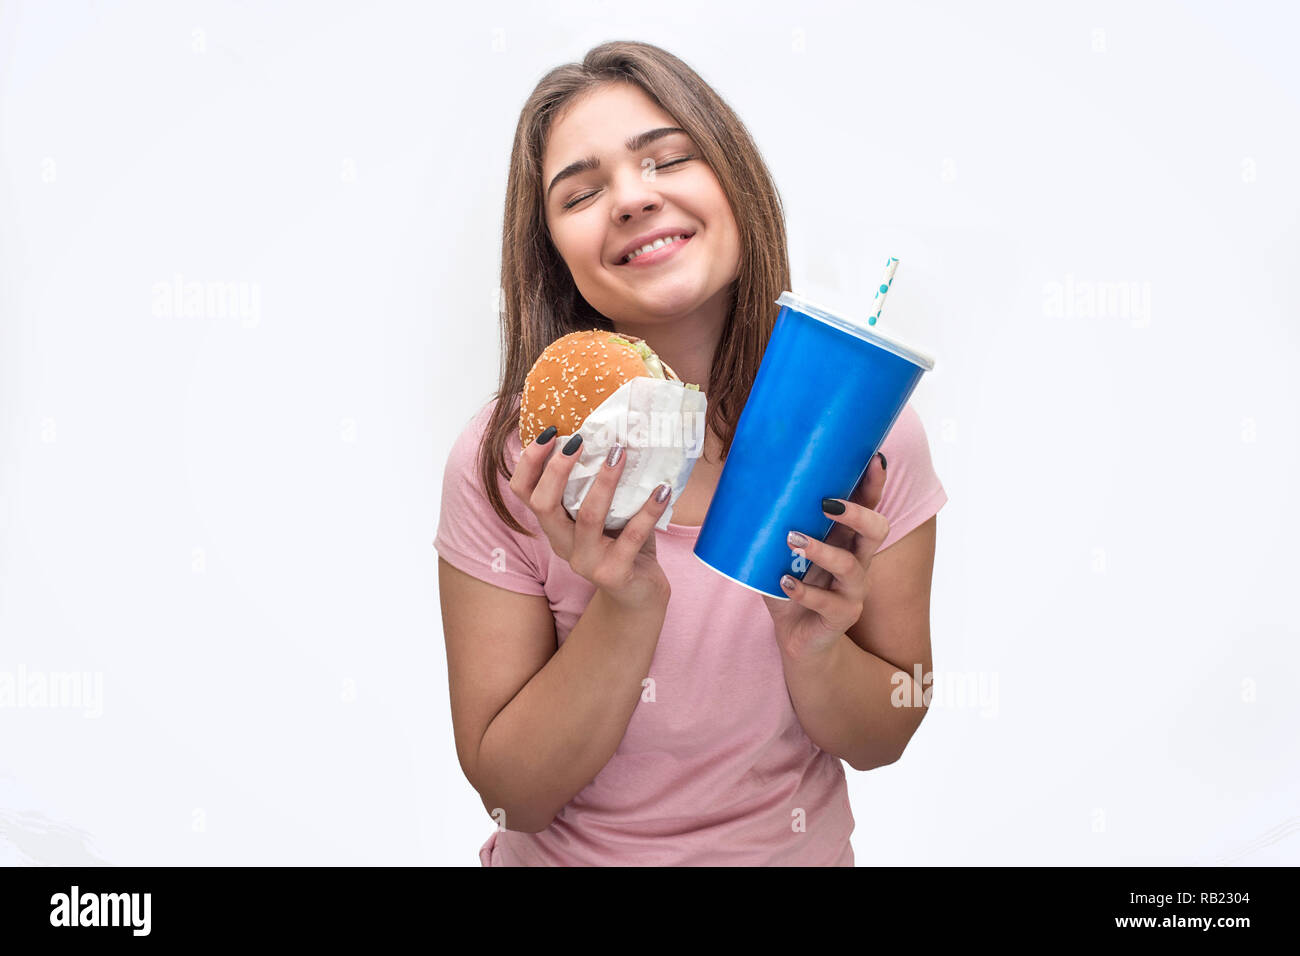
[761,454,890,661]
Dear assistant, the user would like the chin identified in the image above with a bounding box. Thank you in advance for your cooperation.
[634,279,712,312]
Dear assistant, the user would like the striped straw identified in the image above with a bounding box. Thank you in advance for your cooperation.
[866,257,899,326]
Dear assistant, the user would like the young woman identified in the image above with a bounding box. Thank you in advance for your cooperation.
[434,41,947,866]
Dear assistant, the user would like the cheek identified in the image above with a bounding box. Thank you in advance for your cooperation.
[699,190,738,242]
[560,228,604,267]
[705,205,740,253]
[548,228,587,270]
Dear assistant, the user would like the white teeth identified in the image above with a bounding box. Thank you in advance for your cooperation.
[622,234,689,263]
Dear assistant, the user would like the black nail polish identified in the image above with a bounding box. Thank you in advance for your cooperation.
[878,452,887,471]
[537,425,557,445]
[822,497,845,515]
[562,434,583,456]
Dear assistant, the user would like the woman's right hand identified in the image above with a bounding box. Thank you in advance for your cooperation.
[508,427,672,610]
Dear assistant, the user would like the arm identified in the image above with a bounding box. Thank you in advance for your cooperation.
[780,515,937,771]
[474,584,670,832]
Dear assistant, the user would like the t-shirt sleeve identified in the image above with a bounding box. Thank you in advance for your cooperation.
[434,406,548,596]
[872,403,949,553]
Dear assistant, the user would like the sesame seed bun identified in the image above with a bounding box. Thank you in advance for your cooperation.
[519,330,692,449]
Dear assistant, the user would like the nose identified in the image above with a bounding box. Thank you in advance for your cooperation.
[610,168,664,222]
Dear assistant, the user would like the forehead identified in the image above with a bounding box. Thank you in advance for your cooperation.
[544,84,680,168]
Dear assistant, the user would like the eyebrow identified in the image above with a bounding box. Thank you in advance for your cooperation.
[546,127,689,203]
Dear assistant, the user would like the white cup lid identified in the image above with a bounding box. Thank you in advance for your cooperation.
[777,290,936,371]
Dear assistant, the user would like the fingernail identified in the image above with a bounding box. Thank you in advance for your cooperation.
[563,434,583,456]
[878,452,888,471]
[780,575,796,591]
[822,497,845,515]
[787,530,808,549]
[654,483,671,503]
[606,443,623,468]
[537,425,557,445]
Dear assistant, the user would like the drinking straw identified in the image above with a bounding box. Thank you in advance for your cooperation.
[866,257,899,326]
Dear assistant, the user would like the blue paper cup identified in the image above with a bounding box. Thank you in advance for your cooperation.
[693,291,936,599]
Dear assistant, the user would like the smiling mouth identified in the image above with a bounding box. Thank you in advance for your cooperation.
[616,232,695,267]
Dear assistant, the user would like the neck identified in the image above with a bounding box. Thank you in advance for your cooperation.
[612,281,730,394]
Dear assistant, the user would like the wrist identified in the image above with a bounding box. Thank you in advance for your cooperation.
[601,580,670,613]
[779,630,846,676]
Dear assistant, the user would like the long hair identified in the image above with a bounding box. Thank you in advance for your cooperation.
[478,40,790,537]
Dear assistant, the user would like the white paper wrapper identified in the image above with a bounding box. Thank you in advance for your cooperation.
[555,376,708,531]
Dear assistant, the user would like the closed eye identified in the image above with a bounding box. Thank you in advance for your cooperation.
[561,156,694,210]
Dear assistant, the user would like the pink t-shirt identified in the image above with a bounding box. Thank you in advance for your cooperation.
[434,397,948,866]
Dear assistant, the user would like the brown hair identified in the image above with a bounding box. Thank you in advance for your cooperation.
[478,40,790,537]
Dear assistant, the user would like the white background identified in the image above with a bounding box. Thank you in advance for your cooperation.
[1,0,1296,865]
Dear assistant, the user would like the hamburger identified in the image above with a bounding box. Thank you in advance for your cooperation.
[519,330,701,449]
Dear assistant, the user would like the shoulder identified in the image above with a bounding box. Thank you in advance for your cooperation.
[440,394,539,528]
[444,394,524,474]
[872,403,947,550]
[434,394,548,591]
[879,402,935,459]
